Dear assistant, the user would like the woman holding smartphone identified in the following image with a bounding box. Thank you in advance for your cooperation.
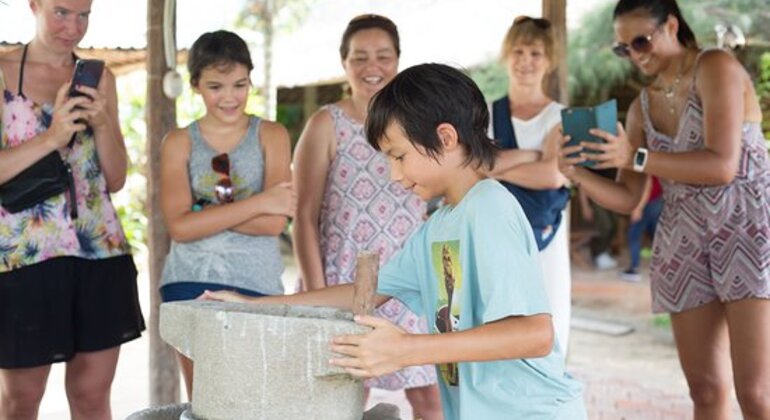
[560,0,770,417]
[0,0,144,419]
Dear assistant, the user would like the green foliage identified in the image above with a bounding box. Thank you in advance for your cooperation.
[114,74,149,254]
[652,313,671,329]
[468,61,508,102]
[276,102,304,149]
[687,0,770,45]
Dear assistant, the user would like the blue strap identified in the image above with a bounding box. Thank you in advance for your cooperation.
[492,96,518,149]
[492,96,570,250]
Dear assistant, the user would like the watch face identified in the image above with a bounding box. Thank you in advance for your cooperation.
[635,150,645,166]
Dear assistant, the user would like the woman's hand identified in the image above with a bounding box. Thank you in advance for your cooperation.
[329,315,408,378]
[580,122,634,170]
[557,134,586,180]
[72,83,109,129]
[46,83,89,149]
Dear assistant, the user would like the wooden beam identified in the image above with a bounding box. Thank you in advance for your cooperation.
[543,0,568,105]
[147,0,179,406]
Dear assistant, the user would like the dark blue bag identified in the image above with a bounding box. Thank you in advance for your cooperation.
[492,96,570,250]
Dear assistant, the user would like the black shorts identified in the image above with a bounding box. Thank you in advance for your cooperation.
[0,255,146,369]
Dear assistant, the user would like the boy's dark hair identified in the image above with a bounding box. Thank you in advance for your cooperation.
[339,14,400,60]
[366,63,497,171]
[188,30,254,87]
[613,0,698,49]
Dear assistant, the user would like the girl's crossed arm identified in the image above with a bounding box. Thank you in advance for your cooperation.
[229,121,294,237]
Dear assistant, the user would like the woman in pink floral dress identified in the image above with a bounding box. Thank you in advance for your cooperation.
[291,14,442,419]
[0,1,143,418]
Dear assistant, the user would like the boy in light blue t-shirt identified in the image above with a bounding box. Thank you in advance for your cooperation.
[205,63,586,419]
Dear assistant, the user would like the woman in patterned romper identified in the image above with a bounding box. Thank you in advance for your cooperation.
[559,0,770,418]
[291,14,442,419]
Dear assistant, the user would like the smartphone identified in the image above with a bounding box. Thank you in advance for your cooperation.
[561,99,618,167]
[68,59,105,99]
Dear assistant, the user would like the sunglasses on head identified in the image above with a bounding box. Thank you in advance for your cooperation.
[612,25,662,58]
[513,15,552,30]
[212,153,234,204]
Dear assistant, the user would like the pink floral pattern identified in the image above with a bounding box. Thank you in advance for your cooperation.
[2,93,40,147]
[0,73,131,272]
[319,104,436,390]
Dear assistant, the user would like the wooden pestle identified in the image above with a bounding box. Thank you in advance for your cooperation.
[352,251,379,316]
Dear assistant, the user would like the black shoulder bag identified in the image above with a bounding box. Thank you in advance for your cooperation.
[0,44,77,218]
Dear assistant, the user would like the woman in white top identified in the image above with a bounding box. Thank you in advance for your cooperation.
[487,15,572,358]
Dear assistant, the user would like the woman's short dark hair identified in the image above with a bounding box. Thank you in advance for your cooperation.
[365,63,498,171]
[339,14,400,60]
[188,30,254,87]
[613,0,698,49]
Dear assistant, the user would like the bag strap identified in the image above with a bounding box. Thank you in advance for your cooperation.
[0,66,5,137]
[492,96,518,149]
[18,44,28,97]
[19,43,78,98]
[20,44,78,217]
[64,161,77,219]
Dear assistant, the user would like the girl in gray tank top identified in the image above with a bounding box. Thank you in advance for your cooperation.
[161,116,286,295]
[157,30,295,398]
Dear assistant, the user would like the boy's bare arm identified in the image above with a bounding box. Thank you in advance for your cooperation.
[407,314,554,363]
[201,284,391,312]
[330,313,554,378]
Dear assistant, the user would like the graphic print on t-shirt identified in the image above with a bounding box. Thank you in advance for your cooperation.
[432,240,462,386]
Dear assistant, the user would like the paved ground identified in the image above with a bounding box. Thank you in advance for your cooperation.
[568,265,692,420]
[567,257,741,420]
[36,251,742,419]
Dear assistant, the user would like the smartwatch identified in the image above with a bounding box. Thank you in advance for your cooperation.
[633,147,649,173]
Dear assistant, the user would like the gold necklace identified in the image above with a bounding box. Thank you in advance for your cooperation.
[656,52,692,115]
[657,73,682,115]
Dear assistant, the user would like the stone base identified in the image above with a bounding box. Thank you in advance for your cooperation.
[126,403,189,420]
[159,301,373,419]
[128,403,401,420]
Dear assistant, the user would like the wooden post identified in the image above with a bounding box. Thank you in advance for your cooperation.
[352,252,379,316]
[302,85,318,125]
[147,0,179,406]
[543,0,569,105]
